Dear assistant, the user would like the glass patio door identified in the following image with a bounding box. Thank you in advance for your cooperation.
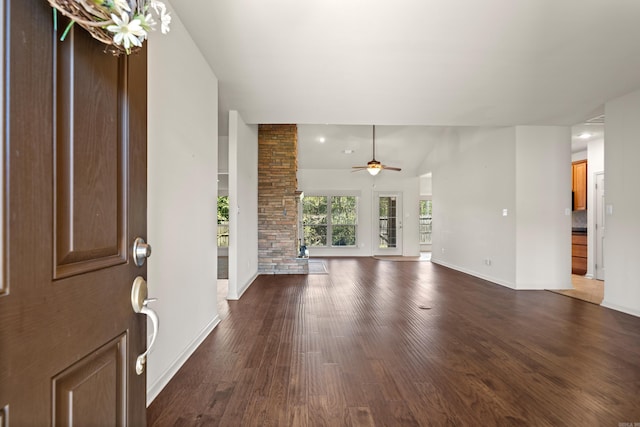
[374,192,402,256]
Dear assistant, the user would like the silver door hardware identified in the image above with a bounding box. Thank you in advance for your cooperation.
[133,237,152,267]
[131,276,159,375]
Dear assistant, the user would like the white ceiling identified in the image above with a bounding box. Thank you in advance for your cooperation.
[170,0,636,165]
[298,125,452,172]
[570,122,604,153]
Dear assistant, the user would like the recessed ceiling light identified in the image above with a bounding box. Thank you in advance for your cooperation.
[577,132,592,140]
[318,137,326,143]
[343,149,354,154]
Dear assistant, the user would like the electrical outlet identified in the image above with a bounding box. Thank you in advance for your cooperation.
[484,259,492,266]
[441,247,446,253]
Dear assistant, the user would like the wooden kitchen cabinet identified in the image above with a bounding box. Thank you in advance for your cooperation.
[572,160,587,211]
[571,233,587,275]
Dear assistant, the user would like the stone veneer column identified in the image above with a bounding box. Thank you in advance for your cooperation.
[258,124,308,274]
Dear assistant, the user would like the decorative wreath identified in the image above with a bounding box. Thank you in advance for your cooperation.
[47,0,171,55]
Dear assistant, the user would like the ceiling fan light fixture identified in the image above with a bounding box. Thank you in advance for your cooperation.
[367,164,382,175]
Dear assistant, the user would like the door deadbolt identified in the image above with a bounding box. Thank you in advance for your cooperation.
[133,237,152,267]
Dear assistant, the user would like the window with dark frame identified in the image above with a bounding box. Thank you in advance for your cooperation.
[302,195,358,247]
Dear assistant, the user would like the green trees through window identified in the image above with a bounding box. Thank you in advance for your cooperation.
[302,196,327,246]
[419,199,432,244]
[217,196,229,247]
[331,196,357,246]
[303,195,357,247]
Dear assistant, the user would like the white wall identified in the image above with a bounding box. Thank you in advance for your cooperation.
[586,137,604,278]
[422,126,571,290]
[419,174,432,196]
[228,111,259,299]
[401,178,420,256]
[602,89,640,317]
[572,150,588,162]
[427,127,518,287]
[219,136,229,175]
[297,170,420,257]
[515,126,572,290]
[147,1,219,404]
[218,135,229,196]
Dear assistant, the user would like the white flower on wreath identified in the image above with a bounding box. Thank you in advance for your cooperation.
[149,1,166,16]
[113,0,131,14]
[107,13,148,52]
[139,13,156,38]
[52,0,172,55]
[159,11,171,34]
[149,1,171,34]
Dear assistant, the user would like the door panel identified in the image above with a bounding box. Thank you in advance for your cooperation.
[374,193,403,256]
[52,334,127,425]
[0,0,147,425]
[54,24,128,279]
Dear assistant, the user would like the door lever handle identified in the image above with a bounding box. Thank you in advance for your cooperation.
[136,300,158,375]
[131,276,159,375]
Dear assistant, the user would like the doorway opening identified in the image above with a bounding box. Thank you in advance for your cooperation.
[563,121,605,304]
[217,195,229,303]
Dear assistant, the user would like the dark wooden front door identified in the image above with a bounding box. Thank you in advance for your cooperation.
[0,0,148,424]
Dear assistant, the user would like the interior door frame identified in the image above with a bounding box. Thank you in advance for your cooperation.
[0,0,4,302]
[373,191,403,256]
[594,172,605,281]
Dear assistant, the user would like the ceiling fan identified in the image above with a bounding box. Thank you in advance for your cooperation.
[352,125,401,176]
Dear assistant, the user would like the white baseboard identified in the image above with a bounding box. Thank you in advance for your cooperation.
[601,300,640,318]
[146,315,221,406]
[430,258,575,290]
[544,284,573,290]
[227,272,258,300]
[430,258,516,289]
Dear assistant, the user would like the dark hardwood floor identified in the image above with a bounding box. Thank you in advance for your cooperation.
[148,258,640,426]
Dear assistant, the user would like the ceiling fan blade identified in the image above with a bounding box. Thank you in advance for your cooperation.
[352,166,369,169]
[381,165,402,171]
